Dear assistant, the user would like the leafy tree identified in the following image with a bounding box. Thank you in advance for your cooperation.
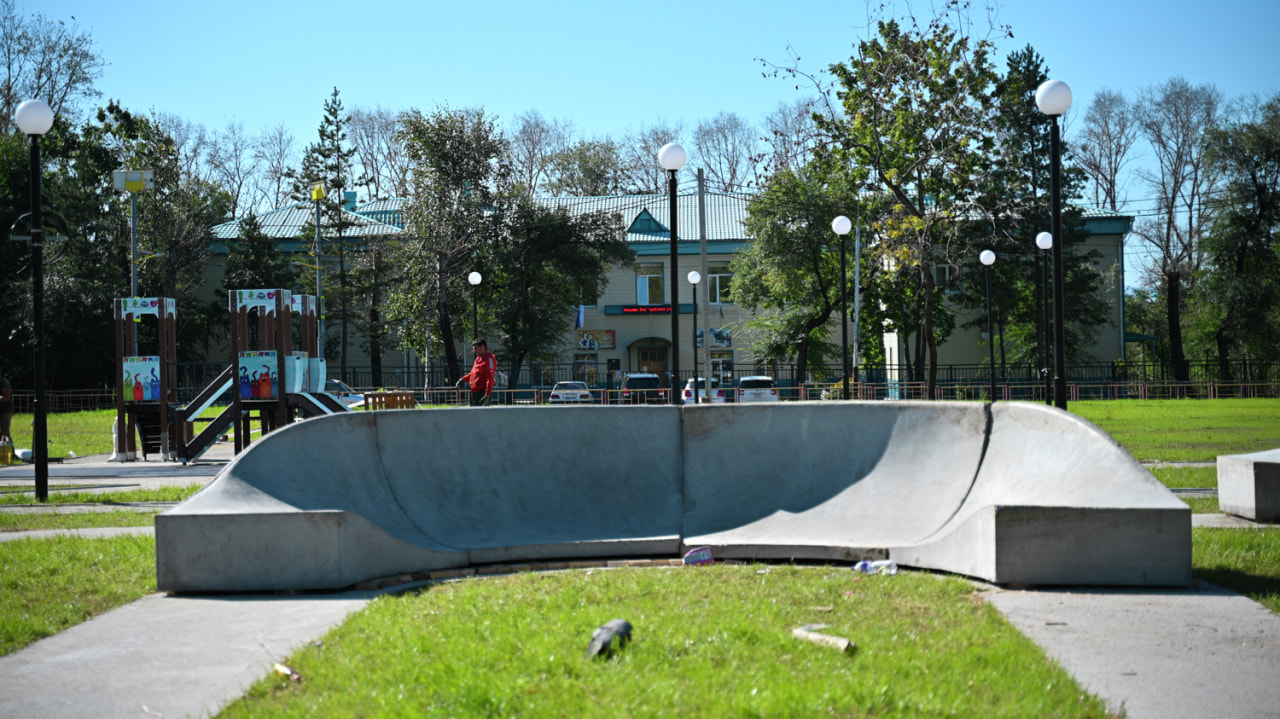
[733,159,867,385]
[0,0,104,126]
[289,88,361,380]
[1201,94,1280,375]
[221,214,298,291]
[547,138,625,196]
[955,45,1110,376]
[815,15,998,395]
[389,105,510,382]
[486,200,631,390]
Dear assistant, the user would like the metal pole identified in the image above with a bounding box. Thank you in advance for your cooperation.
[698,169,710,401]
[691,284,698,403]
[986,262,996,403]
[1050,116,1068,410]
[29,135,48,500]
[668,169,680,404]
[853,211,862,392]
[129,191,138,355]
[840,229,849,399]
[1041,248,1052,405]
[313,196,325,361]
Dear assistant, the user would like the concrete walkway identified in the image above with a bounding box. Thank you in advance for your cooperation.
[2,445,1278,718]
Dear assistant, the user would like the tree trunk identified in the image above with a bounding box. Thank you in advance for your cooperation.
[1165,271,1189,383]
[1215,327,1233,383]
[922,258,938,400]
[437,252,460,382]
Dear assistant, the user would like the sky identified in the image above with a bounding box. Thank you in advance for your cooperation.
[38,0,1280,287]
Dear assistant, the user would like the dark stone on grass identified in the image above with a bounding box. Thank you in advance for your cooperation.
[586,619,632,659]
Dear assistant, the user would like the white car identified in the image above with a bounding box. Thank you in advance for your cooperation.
[324,379,365,407]
[736,376,779,403]
[549,381,593,404]
[681,377,726,404]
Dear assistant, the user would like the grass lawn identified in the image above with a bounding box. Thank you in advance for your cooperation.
[1071,398,1280,462]
[220,565,1112,719]
[0,534,155,656]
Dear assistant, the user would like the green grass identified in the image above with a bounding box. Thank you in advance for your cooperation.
[0,534,156,656]
[1194,528,1280,614]
[0,510,158,532]
[1071,398,1280,462]
[6,408,118,459]
[1150,466,1217,489]
[220,565,1111,719]
[0,482,202,506]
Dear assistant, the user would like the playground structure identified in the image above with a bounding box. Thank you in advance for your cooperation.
[156,400,1191,592]
[112,289,349,464]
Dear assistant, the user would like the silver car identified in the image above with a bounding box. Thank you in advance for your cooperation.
[736,376,779,403]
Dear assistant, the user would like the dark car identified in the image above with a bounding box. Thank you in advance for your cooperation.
[619,374,666,405]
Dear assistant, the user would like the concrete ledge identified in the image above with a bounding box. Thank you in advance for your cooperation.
[1218,449,1280,522]
[157,402,1190,592]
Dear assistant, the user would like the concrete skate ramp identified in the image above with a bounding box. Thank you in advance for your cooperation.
[156,401,1190,592]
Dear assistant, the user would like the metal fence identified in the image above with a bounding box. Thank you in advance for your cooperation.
[9,358,1278,414]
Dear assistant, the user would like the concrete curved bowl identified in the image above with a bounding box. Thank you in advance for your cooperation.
[157,401,1189,592]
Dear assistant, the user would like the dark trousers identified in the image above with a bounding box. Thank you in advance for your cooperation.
[469,390,489,407]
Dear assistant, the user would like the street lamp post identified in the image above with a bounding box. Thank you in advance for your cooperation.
[1035,231,1054,405]
[467,271,482,345]
[658,143,686,404]
[687,270,701,404]
[980,250,997,403]
[15,99,54,501]
[832,216,853,399]
[312,184,325,361]
[1037,79,1072,410]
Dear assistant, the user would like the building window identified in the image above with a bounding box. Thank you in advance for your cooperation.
[574,353,598,384]
[934,263,963,294]
[711,350,734,386]
[637,263,664,305]
[708,262,733,304]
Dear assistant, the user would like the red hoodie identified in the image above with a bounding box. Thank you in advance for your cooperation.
[461,351,497,394]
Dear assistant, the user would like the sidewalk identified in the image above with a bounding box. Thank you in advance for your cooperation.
[2,450,1278,718]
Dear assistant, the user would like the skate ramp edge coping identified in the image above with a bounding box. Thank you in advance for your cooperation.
[156,401,1191,592]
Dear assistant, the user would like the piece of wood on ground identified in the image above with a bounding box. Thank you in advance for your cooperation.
[792,623,855,654]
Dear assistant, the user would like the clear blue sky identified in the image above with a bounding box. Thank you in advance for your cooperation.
[39,0,1280,288]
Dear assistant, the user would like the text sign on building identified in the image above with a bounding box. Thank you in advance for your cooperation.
[621,305,671,314]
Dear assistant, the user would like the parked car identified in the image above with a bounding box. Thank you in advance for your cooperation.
[736,376,779,403]
[619,373,666,405]
[681,377,726,404]
[324,378,365,407]
[549,381,593,404]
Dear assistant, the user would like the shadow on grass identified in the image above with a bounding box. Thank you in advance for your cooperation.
[1196,567,1280,604]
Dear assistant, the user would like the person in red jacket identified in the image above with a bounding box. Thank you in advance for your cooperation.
[456,338,497,406]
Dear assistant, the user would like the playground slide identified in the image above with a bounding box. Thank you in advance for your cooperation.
[156,402,1190,592]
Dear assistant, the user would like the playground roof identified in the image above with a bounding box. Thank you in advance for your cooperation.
[211,202,404,241]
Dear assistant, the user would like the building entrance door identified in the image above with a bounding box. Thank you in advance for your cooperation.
[637,348,667,377]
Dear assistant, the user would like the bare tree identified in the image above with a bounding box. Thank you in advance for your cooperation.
[252,123,297,211]
[208,121,261,219]
[619,120,685,194]
[154,113,213,184]
[1071,88,1140,211]
[0,0,104,127]
[348,106,410,199]
[693,111,759,191]
[759,97,823,177]
[509,109,572,196]
[1132,77,1223,382]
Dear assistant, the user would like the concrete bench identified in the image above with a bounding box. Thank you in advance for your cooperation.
[1218,449,1280,522]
